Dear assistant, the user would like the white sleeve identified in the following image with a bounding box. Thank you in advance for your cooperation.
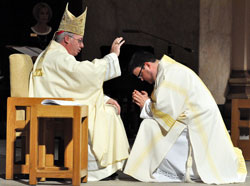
[140,99,153,119]
[103,53,121,81]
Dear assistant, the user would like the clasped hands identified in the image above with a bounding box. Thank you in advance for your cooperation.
[132,89,149,109]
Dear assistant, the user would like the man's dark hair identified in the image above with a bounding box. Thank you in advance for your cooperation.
[128,50,156,75]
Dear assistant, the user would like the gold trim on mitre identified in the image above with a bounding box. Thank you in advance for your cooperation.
[58,3,87,36]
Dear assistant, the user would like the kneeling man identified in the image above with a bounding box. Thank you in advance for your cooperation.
[124,51,247,184]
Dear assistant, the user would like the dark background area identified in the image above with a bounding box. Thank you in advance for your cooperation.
[0,0,68,139]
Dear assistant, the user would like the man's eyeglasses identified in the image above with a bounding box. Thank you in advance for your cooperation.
[68,35,83,44]
[137,64,144,79]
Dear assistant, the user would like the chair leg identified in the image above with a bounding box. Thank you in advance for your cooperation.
[64,120,73,169]
[72,112,81,186]
[81,118,88,183]
[29,114,38,185]
[5,130,15,179]
[6,102,17,179]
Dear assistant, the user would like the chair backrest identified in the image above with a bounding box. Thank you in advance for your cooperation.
[9,54,33,97]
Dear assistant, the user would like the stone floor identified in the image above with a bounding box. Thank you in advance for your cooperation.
[0,139,250,186]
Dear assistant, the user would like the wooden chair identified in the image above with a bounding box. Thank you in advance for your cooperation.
[6,54,87,182]
[29,104,88,186]
[231,98,250,160]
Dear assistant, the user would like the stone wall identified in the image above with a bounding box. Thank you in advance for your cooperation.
[82,0,199,72]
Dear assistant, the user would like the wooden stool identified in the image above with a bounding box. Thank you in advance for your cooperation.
[29,104,88,186]
[231,98,250,160]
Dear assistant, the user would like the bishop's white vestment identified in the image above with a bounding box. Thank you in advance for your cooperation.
[29,40,130,181]
[124,55,247,184]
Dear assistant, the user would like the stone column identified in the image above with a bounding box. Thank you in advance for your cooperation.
[228,0,250,99]
[199,0,232,104]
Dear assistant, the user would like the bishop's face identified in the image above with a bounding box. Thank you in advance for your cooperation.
[67,34,84,56]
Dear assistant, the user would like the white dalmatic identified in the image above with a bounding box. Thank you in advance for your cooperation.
[124,55,247,184]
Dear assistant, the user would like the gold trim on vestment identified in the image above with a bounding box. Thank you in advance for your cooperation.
[33,68,43,76]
